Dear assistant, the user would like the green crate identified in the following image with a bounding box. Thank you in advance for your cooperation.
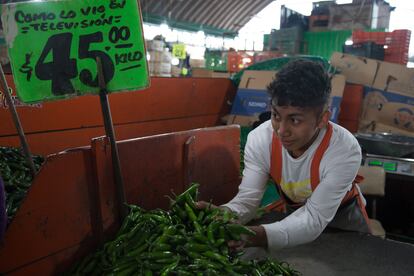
[263,34,270,50]
[303,30,352,59]
[205,51,227,72]
[270,40,302,54]
[270,26,304,42]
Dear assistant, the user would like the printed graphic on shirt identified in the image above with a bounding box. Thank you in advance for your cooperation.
[280,178,312,203]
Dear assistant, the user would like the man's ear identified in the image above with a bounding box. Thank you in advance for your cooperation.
[317,110,331,129]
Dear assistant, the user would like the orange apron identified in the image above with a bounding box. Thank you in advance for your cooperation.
[265,123,372,233]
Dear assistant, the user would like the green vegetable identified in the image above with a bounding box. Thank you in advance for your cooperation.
[68,183,301,275]
[226,223,257,237]
[0,146,44,224]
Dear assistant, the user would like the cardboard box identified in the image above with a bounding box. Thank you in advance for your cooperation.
[230,88,271,116]
[190,59,205,68]
[191,68,230,78]
[227,71,273,126]
[211,72,231,78]
[238,70,276,89]
[372,62,414,96]
[330,74,346,123]
[228,70,345,126]
[331,52,414,96]
[330,52,379,87]
[359,87,414,135]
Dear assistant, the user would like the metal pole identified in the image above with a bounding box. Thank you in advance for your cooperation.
[0,65,36,177]
[96,57,127,220]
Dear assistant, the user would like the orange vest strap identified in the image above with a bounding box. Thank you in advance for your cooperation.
[354,174,364,184]
[341,174,364,203]
[271,134,283,185]
[310,123,333,190]
[342,183,359,203]
[264,199,286,213]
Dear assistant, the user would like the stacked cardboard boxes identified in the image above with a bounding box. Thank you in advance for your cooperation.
[226,70,346,127]
[146,40,172,77]
[331,52,414,136]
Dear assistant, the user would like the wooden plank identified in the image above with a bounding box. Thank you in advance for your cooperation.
[0,125,242,275]
[0,149,98,274]
[0,115,221,155]
[0,75,236,136]
[5,245,82,276]
[117,125,241,209]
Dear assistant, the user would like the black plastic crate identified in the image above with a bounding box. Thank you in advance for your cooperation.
[343,42,385,61]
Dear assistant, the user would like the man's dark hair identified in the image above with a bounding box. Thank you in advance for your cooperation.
[267,59,331,109]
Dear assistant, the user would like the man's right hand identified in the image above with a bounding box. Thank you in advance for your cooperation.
[195,200,217,210]
[195,201,232,212]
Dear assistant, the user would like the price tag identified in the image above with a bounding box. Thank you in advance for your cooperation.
[172,43,186,59]
[1,0,149,103]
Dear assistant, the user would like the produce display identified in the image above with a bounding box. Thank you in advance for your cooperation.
[0,147,44,223]
[70,184,300,275]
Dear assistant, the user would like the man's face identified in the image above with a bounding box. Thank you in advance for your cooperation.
[271,105,328,157]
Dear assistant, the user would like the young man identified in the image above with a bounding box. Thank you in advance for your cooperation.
[199,59,370,252]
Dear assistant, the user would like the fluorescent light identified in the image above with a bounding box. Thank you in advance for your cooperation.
[242,57,252,63]
[345,39,353,46]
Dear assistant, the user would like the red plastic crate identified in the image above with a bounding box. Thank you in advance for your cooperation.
[227,51,254,73]
[352,30,388,44]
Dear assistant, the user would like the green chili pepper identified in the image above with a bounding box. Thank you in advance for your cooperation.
[143,251,174,260]
[144,269,153,276]
[184,202,197,222]
[193,232,209,243]
[203,251,229,265]
[197,210,204,221]
[222,210,231,223]
[67,182,301,276]
[185,242,210,252]
[173,183,199,206]
[226,224,256,237]
[160,257,180,276]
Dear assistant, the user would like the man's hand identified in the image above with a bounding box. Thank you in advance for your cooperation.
[246,225,268,248]
[195,202,269,250]
[195,201,231,212]
[195,200,218,210]
[228,225,268,252]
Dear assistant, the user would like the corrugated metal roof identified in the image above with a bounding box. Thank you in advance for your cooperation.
[139,0,274,37]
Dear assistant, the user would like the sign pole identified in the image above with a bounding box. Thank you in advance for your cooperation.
[96,57,127,221]
[0,65,36,177]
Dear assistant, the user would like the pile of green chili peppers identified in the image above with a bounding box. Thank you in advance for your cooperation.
[0,147,44,223]
[70,183,300,275]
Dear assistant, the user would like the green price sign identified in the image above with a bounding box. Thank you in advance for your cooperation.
[172,44,186,59]
[1,0,149,103]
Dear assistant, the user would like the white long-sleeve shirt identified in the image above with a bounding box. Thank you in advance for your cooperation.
[223,120,363,252]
